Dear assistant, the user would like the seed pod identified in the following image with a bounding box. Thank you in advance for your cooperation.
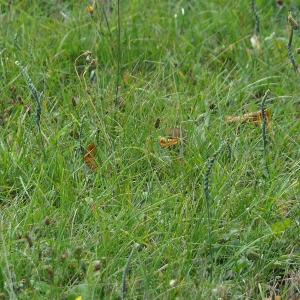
[154,117,161,129]
[288,13,299,30]
[71,96,77,106]
[25,233,33,247]
[276,0,283,6]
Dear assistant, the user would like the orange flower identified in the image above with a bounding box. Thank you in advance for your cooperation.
[84,143,98,170]
[159,137,180,148]
[226,109,270,126]
[87,5,94,14]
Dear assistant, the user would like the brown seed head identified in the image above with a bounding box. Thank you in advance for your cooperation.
[154,117,161,128]
[44,216,51,226]
[61,251,68,261]
[288,13,299,30]
[25,233,33,247]
[93,261,101,271]
[71,97,77,106]
[276,0,283,6]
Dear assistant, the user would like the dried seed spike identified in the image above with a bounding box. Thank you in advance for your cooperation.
[25,233,33,247]
[44,216,51,226]
[288,13,299,30]
[276,0,283,6]
[154,117,161,129]
[71,96,77,106]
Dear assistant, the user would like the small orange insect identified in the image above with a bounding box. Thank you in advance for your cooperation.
[159,137,181,148]
[226,109,270,126]
[84,143,98,170]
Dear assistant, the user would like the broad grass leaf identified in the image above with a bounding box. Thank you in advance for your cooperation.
[271,218,291,234]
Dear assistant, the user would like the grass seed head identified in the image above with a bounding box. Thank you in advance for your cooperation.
[288,13,299,30]
[93,261,101,271]
[276,0,283,6]
[44,216,51,226]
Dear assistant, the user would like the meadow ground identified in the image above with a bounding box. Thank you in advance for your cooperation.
[0,0,299,299]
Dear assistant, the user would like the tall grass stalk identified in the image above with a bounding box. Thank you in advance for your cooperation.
[288,13,299,73]
[122,243,139,300]
[98,1,112,39]
[115,0,121,106]
[15,61,45,153]
[288,29,297,73]
[251,0,260,34]
[261,89,270,177]
[203,141,225,281]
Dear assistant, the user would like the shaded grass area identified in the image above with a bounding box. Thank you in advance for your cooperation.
[0,0,299,298]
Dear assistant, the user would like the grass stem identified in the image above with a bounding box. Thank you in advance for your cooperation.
[203,141,225,281]
[122,243,139,300]
[251,0,260,35]
[15,61,45,154]
[261,89,270,177]
[115,0,121,106]
[288,28,298,73]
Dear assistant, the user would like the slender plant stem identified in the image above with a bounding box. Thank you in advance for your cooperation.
[115,0,121,106]
[261,89,270,177]
[203,141,225,282]
[288,28,298,73]
[251,0,260,35]
[98,1,112,39]
[79,115,85,156]
[15,61,45,155]
[122,243,139,300]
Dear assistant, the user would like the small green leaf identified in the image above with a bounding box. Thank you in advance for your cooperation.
[271,218,291,234]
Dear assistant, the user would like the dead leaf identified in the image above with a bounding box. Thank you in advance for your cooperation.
[177,68,187,81]
[264,296,281,300]
[276,199,290,216]
[123,71,130,84]
[168,127,186,139]
[84,143,98,170]
[250,34,262,51]
[226,109,270,127]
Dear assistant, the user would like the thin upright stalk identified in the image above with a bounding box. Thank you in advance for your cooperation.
[115,0,121,106]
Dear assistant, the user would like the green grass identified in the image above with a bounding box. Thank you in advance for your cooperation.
[0,0,299,299]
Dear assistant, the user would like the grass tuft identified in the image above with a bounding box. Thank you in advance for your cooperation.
[15,60,44,152]
[0,1,299,298]
[203,140,226,280]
